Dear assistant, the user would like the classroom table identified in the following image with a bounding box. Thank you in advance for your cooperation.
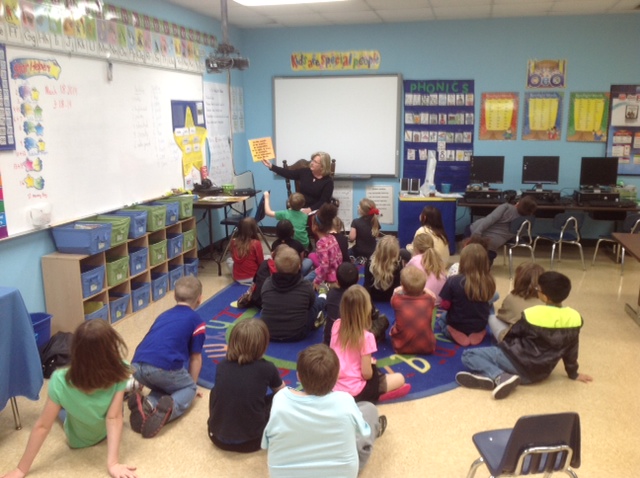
[612,232,640,326]
[0,287,44,430]
[193,195,253,275]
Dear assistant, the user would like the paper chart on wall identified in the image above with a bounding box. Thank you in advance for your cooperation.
[333,182,353,230]
[365,186,394,225]
[203,81,233,186]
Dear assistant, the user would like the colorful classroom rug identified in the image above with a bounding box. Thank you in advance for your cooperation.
[196,282,492,404]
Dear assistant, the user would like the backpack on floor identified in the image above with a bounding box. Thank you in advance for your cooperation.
[39,331,73,378]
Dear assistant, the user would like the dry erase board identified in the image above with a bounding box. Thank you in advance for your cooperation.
[0,46,202,238]
[273,75,401,177]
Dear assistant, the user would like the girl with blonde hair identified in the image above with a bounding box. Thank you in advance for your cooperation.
[330,285,409,402]
[407,233,447,303]
[364,235,403,302]
[348,198,381,260]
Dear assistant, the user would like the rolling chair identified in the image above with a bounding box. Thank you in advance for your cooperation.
[502,215,536,280]
[591,212,640,275]
[533,212,586,271]
[467,412,581,478]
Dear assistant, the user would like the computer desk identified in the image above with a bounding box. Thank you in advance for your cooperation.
[193,195,253,275]
[612,232,640,326]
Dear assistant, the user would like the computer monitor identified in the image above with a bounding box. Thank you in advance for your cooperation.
[579,156,619,192]
[522,156,560,191]
[469,155,504,189]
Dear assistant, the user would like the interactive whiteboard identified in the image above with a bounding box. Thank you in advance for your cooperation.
[273,75,401,177]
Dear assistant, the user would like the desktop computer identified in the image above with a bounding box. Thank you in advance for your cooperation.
[464,188,503,202]
[573,190,619,205]
[521,190,561,203]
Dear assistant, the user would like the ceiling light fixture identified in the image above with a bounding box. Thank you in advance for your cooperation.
[205,0,249,73]
[234,0,347,6]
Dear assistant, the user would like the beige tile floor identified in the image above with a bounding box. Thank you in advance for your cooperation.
[2,242,640,477]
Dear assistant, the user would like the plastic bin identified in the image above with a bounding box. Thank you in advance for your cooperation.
[168,264,184,290]
[151,272,168,301]
[152,201,179,225]
[182,229,196,251]
[80,215,130,247]
[108,292,130,323]
[166,233,184,259]
[129,247,148,275]
[30,312,52,349]
[184,257,199,277]
[156,195,194,219]
[131,282,151,312]
[52,222,112,255]
[80,264,105,298]
[112,209,147,239]
[106,255,129,287]
[149,239,167,266]
[84,301,109,321]
[129,205,166,232]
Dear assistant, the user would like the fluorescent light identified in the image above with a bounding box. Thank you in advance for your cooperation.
[234,0,347,6]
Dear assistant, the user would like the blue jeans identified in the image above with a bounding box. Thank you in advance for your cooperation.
[301,257,314,277]
[461,347,529,383]
[132,363,197,422]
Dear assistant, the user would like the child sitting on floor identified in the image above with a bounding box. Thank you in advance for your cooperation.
[331,285,410,402]
[262,344,386,477]
[324,262,360,345]
[407,233,447,303]
[348,198,380,261]
[264,191,310,250]
[438,244,496,346]
[208,319,284,452]
[390,265,437,355]
[363,235,403,303]
[227,217,264,285]
[270,219,313,276]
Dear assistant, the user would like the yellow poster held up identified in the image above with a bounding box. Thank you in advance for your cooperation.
[248,137,276,162]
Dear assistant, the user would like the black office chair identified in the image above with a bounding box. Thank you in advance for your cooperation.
[592,212,640,275]
[219,192,270,270]
[533,212,586,271]
[502,215,536,280]
[467,412,581,478]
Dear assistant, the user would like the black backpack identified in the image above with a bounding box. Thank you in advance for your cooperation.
[39,332,73,378]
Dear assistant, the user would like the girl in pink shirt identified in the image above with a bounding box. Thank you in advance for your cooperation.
[407,233,447,304]
[308,203,342,289]
[330,285,409,402]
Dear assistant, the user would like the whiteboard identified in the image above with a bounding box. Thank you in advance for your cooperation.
[0,46,202,237]
[273,75,401,177]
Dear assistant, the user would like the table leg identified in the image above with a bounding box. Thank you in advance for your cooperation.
[10,397,22,430]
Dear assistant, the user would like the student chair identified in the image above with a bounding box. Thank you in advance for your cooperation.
[591,212,640,275]
[533,212,586,271]
[466,412,581,478]
[502,215,536,280]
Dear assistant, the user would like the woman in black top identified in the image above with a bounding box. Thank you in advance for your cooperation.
[262,152,334,213]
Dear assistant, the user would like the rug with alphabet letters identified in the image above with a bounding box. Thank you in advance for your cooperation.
[196,282,492,403]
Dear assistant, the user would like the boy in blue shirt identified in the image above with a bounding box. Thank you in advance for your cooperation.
[262,344,386,477]
[456,271,593,399]
[129,276,206,437]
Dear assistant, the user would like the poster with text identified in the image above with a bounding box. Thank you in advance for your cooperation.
[567,92,609,142]
[479,92,518,140]
[607,85,640,175]
[522,92,563,141]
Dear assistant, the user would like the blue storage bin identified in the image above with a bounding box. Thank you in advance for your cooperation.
[131,282,151,312]
[184,257,199,277]
[166,233,184,259]
[30,313,52,350]
[80,264,105,298]
[151,272,168,301]
[152,201,179,225]
[129,247,148,275]
[112,209,148,239]
[109,292,130,323]
[168,264,184,290]
[52,222,112,255]
[84,302,109,321]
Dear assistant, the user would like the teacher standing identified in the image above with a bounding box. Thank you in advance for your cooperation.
[262,152,334,214]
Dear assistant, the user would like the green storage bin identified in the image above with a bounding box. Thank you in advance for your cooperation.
[157,195,194,219]
[81,215,131,247]
[84,301,109,321]
[149,239,167,266]
[106,255,129,286]
[128,205,166,232]
[182,228,196,251]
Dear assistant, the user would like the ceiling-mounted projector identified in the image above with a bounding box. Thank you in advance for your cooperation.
[206,45,249,73]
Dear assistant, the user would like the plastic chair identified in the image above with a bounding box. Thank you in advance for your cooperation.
[591,212,640,275]
[220,192,270,264]
[467,412,581,478]
[502,215,536,279]
[533,212,585,271]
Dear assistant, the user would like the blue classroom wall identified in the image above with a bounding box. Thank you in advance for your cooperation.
[2,7,640,311]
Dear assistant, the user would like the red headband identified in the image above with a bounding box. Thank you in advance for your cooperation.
[368,208,379,216]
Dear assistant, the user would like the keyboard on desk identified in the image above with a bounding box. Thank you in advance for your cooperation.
[586,199,637,208]
[463,197,504,204]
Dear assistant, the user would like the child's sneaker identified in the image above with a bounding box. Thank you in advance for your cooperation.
[141,395,173,438]
[492,373,520,399]
[314,310,326,328]
[317,282,330,297]
[377,415,388,437]
[378,383,411,402]
[128,391,152,433]
[455,371,495,391]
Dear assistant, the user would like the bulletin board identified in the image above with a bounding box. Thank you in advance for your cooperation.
[0,45,203,238]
